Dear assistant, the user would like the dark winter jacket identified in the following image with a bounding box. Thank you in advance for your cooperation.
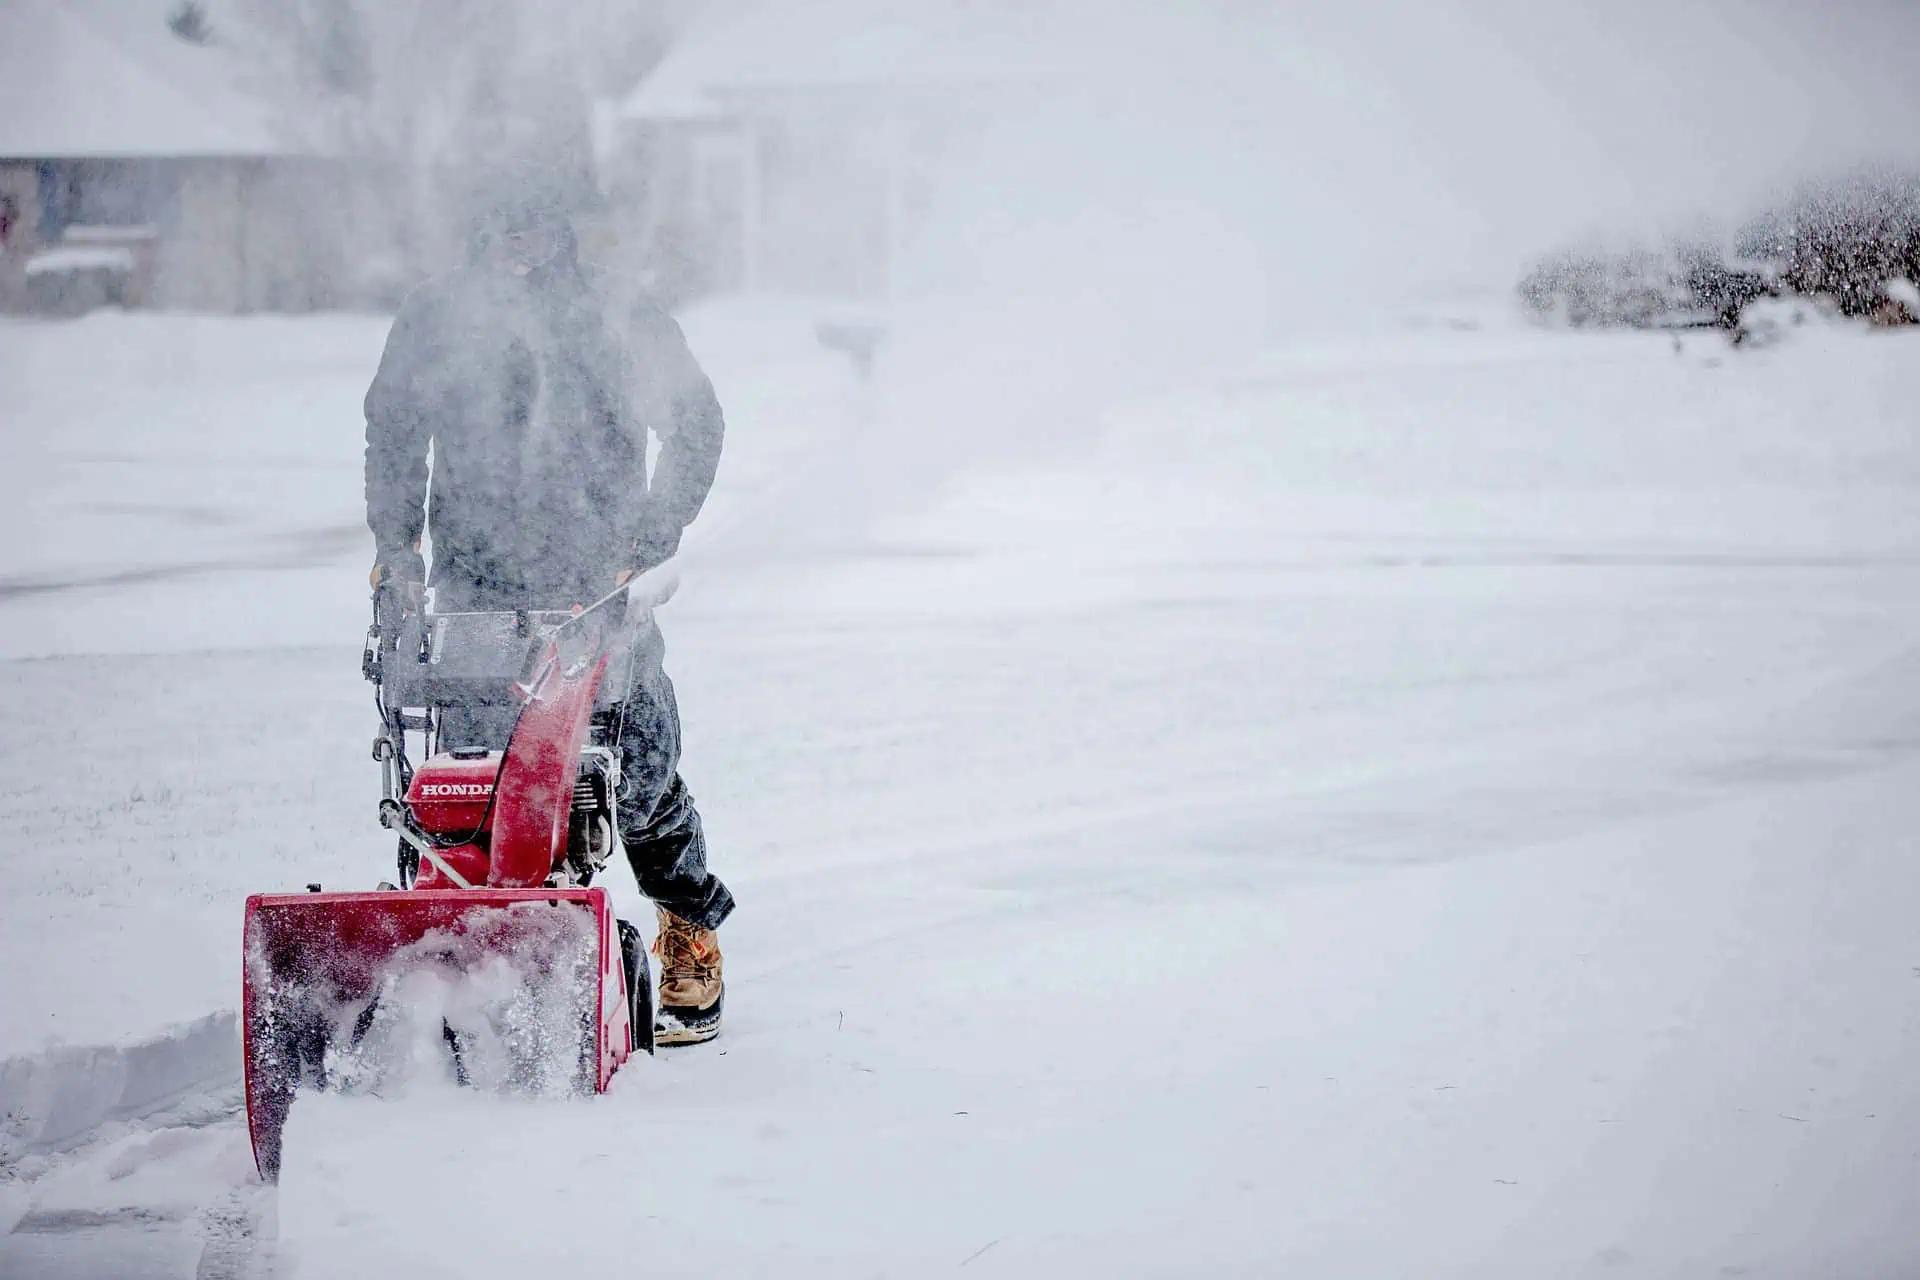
[364,254,723,604]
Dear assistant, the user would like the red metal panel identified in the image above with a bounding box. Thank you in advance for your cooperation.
[485,646,609,889]
[241,887,631,1180]
[405,753,501,834]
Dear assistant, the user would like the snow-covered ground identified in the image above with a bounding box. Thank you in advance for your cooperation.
[1,303,1917,1276]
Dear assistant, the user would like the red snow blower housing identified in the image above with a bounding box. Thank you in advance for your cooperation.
[242,576,669,1180]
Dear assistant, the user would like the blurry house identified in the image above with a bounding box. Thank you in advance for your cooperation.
[600,2,1046,305]
[0,0,338,313]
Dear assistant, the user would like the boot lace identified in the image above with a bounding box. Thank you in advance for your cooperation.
[654,914,718,982]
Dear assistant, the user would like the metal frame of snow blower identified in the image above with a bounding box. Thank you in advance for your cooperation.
[363,582,646,883]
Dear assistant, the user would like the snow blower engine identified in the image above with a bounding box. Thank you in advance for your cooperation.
[241,576,668,1180]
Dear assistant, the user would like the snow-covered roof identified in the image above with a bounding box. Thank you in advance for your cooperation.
[618,0,1059,121]
[0,0,288,159]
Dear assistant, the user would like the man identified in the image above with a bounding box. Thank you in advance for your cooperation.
[363,191,731,1045]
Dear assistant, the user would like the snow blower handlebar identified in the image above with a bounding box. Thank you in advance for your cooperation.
[555,563,682,635]
[362,564,679,690]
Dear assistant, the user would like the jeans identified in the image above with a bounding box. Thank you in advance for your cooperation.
[610,648,734,929]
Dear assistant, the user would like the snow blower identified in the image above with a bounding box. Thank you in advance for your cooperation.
[242,575,671,1180]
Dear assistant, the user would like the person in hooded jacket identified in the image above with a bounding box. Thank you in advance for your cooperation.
[364,192,731,1045]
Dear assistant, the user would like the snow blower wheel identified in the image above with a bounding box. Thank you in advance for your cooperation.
[620,917,655,1057]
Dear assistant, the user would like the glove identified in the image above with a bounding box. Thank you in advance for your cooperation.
[370,544,426,604]
[625,519,682,580]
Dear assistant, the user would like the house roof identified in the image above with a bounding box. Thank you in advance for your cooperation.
[0,0,288,159]
[618,0,1060,121]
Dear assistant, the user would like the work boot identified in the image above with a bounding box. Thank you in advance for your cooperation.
[652,906,723,1046]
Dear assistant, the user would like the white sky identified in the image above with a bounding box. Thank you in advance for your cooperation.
[869,0,1920,338]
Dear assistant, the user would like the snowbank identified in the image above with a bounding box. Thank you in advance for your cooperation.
[0,1012,236,1160]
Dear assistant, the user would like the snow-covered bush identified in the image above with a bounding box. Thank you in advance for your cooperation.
[1737,170,1920,325]
[1517,244,1729,330]
[1523,168,1920,333]
[1671,243,1775,331]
